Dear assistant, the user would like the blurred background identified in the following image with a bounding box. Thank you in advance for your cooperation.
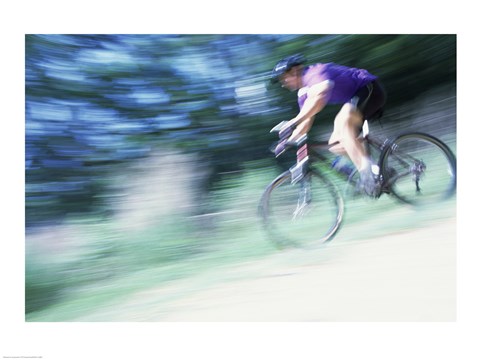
[25,34,456,320]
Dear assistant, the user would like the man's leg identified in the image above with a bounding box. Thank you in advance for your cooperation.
[328,103,379,195]
[328,103,368,171]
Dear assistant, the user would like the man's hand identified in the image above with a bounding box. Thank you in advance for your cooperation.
[278,121,295,139]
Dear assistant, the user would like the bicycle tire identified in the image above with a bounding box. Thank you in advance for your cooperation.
[258,169,344,248]
[379,132,456,206]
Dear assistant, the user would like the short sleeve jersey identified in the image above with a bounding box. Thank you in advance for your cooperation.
[298,63,377,109]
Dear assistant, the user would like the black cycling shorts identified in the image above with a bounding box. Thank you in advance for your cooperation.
[350,80,387,120]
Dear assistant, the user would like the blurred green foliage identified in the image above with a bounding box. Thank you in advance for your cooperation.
[26,34,456,226]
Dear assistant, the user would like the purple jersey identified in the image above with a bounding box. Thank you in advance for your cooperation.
[298,63,377,109]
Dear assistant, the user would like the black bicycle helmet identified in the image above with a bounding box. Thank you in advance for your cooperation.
[270,54,306,83]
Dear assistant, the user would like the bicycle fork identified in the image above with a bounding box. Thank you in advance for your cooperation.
[289,135,311,219]
[293,176,312,219]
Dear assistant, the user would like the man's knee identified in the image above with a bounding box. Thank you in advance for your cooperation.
[328,143,346,155]
[335,105,363,131]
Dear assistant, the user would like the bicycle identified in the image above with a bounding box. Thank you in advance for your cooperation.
[258,119,457,249]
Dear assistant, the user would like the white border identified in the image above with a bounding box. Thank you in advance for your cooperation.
[1,1,478,359]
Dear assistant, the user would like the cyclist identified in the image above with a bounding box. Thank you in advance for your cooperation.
[270,54,387,195]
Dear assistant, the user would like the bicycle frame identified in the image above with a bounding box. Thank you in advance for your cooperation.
[286,121,385,181]
[274,118,456,201]
[262,120,457,246]
[279,120,409,202]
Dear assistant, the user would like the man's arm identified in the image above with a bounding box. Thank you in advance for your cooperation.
[283,80,334,141]
[293,80,333,124]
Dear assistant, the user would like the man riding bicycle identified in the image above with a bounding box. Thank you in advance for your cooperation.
[270,54,387,195]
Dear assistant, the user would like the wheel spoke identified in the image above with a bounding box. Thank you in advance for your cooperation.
[259,170,344,248]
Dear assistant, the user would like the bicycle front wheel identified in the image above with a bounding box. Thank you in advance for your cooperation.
[259,170,344,248]
[379,132,456,206]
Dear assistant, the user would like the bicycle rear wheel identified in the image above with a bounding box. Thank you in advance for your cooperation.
[379,132,456,206]
[259,169,344,248]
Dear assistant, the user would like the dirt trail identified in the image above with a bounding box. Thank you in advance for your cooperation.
[165,219,456,321]
[81,217,455,322]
